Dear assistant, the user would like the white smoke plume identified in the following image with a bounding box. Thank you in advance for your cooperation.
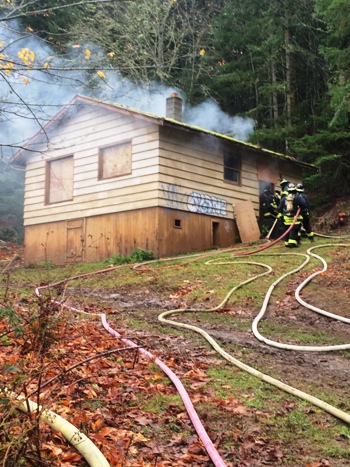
[0,20,255,158]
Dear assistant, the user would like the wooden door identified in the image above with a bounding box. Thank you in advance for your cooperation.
[66,219,85,262]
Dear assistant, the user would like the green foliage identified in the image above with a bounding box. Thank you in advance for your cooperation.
[314,0,350,128]
[2,0,350,225]
[340,426,350,440]
[0,307,24,337]
[0,162,24,243]
[0,228,17,242]
[104,248,154,265]
[39,260,55,269]
[18,0,82,46]
[304,153,350,208]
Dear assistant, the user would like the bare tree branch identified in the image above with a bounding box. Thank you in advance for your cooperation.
[1,0,121,22]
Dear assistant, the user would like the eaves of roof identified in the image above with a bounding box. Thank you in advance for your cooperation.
[11,94,318,172]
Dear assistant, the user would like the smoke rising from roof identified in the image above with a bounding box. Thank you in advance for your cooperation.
[184,100,254,142]
[1,21,255,158]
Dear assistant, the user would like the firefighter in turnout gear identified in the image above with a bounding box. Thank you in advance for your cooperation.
[261,189,278,219]
[296,183,314,242]
[278,183,309,248]
[260,188,280,239]
[279,179,289,201]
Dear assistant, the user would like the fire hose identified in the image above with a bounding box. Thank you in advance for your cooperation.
[233,208,301,256]
[3,389,110,467]
[19,210,300,467]
[7,217,286,467]
[7,210,350,465]
[252,244,350,350]
[30,285,228,467]
[158,245,350,424]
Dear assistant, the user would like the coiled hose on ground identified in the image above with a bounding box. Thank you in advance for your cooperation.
[158,243,350,425]
[34,285,228,466]
[8,217,350,466]
[252,244,350,351]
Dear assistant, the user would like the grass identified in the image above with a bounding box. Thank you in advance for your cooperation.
[141,393,183,413]
[2,239,350,465]
[201,365,349,460]
[258,322,346,345]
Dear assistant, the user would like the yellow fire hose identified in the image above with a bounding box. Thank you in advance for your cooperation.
[158,244,350,425]
[3,389,110,467]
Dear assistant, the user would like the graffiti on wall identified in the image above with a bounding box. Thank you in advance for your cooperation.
[161,183,187,209]
[162,183,228,217]
[188,191,227,216]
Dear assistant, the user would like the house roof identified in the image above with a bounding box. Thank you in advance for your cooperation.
[11,94,317,171]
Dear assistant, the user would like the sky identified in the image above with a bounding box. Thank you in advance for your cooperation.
[0,20,255,159]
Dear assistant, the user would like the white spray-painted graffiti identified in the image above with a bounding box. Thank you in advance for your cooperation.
[162,184,228,217]
[161,184,187,209]
[188,191,227,216]
[224,220,231,232]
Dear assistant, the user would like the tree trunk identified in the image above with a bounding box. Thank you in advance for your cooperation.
[285,24,292,127]
[271,61,279,123]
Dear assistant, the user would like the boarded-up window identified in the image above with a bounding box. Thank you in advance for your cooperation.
[224,151,241,184]
[98,141,132,179]
[257,159,279,183]
[46,156,73,204]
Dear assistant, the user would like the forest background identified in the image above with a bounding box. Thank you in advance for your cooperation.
[1,0,350,243]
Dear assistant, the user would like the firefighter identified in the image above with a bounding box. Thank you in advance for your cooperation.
[279,179,289,202]
[261,188,279,239]
[261,188,278,219]
[275,180,289,237]
[274,189,281,206]
[296,183,314,242]
[278,183,309,248]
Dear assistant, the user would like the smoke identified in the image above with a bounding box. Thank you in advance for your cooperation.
[0,20,255,158]
[184,100,255,141]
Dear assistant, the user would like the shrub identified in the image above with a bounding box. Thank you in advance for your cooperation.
[104,248,154,265]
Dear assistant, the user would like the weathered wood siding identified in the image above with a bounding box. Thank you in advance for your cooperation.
[157,208,238,258]
[84,208,159,262]
[158,127,260,220]
[24,208,159,265]
[157,127,303,219]
[23,105,161,226]
[24,220,68,265]
[23,207,237,265]
[21,102,304,265]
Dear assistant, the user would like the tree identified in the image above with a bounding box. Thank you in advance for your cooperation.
[67,0,221,95]
[0,0,231,158]
[0,2,116,157]
[199,0,328,154]
[0,160,24,242]
[314,0,350,127]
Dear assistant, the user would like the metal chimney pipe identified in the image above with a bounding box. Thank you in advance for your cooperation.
[166,92,182,122]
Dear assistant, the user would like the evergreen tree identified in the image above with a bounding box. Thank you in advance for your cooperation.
[314,0,350,127]
[2,0,350,212]
[0,161,24,242]
[199,0,327,154]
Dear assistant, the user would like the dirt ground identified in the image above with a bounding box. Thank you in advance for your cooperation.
[76,234,350,466]
[98,254,350,400]
[2,201,350,466]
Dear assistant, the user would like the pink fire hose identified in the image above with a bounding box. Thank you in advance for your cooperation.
[234,209,301,256]
[34,283,228,467]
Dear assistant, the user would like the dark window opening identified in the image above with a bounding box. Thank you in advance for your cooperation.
[224,152,241,184]
[174,219,182,228]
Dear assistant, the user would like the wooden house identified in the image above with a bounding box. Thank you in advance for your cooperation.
[11,94,316,265]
